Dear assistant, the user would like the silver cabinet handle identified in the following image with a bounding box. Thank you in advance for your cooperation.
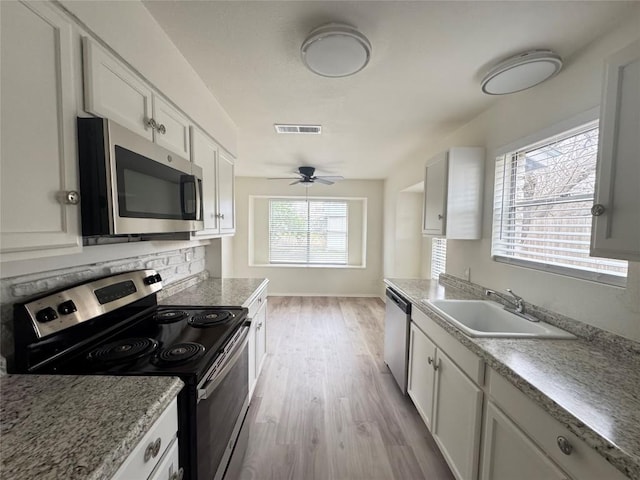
[157,124,167,135]
[437,214,443,220]
[591,204,606,216]
[146,118,158,130]
[169,467,184,480]
[63,191,80,205]
[556,436,572,455]
[144,437,162,462]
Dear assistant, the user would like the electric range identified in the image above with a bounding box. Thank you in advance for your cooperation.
[11,270,250,480]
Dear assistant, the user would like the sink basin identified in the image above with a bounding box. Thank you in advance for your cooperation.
[423,299,576,339]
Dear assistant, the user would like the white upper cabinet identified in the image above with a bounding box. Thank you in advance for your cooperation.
[217,149,236,235]
[1,1,82,261]
[423,147,484,239]
[190,127,236,237]
[153,95,191,160]
[82,37,153,141]
[83,38,191,159]
[591,40,640,261]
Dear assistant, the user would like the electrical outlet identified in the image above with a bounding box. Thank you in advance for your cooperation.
[185,251,193,262]
[464,267,471,281]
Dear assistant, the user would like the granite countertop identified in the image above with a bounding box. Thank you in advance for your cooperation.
[0,375,183,480]
[385,277,640,480]
[159,277,269,308]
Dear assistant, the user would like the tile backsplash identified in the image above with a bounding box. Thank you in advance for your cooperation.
[0,246,206,370]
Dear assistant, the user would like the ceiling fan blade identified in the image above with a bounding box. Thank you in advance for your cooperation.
[289,180,302,185]
[267,177,300,180]
[316,176,344,181]
[314,177,334,185]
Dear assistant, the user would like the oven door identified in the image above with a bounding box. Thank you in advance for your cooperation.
[196,323,250,480]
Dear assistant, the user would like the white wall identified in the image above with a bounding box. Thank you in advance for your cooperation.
[232,177,384,296]
[384,11,640,341]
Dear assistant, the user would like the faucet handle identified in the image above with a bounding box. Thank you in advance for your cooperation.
[506,289,525,312]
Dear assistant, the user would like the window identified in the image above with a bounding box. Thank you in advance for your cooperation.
[492,120,627,285]
[269,199,348,265]
[431,238,447,280]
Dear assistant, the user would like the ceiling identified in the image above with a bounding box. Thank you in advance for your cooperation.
[143,1,635,180]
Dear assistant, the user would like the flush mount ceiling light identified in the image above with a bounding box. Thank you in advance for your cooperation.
[301,23,371,78]
[481,50,563,95]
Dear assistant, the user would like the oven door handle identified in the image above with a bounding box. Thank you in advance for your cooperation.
[197,325,250,402]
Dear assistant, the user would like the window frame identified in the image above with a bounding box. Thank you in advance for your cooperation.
[491,108,627,287]
[268,198,349,266]
[248,195,368,269]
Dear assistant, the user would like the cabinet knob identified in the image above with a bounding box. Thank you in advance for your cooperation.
[146,118,158,130]
[169,467,184,480]
[63,191,80,205]
[157,123,167,135]
[437,214,443,220]
[433,359,440,371]
[143,437,162,462]
[427,356,433,365]
[591,204,606,216]
[556,436,573,455]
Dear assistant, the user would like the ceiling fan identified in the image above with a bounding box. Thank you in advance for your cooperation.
[268,166,344,186]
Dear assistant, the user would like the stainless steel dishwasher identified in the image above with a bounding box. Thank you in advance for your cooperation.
[384,287,411,394]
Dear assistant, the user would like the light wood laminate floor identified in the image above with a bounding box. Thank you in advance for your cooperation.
[239,296,454,480]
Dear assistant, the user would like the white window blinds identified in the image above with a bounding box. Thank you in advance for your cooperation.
[491,121,627,284]
[431,238,447,280]
[269,199,348,265]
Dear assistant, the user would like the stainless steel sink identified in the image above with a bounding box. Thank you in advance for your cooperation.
[423,299,576,339]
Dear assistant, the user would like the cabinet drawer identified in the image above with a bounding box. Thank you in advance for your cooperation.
[111,398,178,480]
[247,285,268,318]
[487,369,627,480]
[412,307,484,385]
[149,437,181,480]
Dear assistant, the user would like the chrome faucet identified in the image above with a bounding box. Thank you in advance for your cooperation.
[485,288,538,322]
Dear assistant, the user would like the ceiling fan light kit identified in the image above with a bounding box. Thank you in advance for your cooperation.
[481,49,563,95]
[301,23,372,78]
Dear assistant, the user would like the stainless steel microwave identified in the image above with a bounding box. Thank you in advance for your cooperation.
[77,117,203,236]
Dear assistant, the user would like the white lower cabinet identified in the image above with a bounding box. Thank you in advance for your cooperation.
[247,284,268,399]
[409,308,484,480]
[111,398,180,480]
[408,323,437,430]
[480,401,569,480]
[432,349,483,480]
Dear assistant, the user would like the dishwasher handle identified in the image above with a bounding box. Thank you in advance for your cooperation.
[386,288,411,314]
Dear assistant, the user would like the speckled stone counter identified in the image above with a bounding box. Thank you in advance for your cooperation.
[159,277,269,308]
[385,277,640,480]
[0,375,183,480]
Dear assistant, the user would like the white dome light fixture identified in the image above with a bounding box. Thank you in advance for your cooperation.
[301,23,372,78]
[481,50,563,95]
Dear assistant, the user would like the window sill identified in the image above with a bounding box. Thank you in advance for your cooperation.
[248,263,366,269]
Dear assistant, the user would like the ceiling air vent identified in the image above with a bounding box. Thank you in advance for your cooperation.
[274,124,322,134]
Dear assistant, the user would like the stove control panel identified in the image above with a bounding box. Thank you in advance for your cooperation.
[20,270,163,339]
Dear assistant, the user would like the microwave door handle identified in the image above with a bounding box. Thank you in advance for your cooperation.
[180,175,197,220]
[195,178,203,221]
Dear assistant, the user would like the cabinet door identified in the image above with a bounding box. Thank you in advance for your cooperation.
[1,1,82,259]
[153,95,192,159]
[591,40,640,261]
[82,37,153,141]
[480,401,568,480]
[423,152,448,235]
[255,298,268,379]
[218,150,236,234]
[190,127,220,236]
[407,323,437,430]
[432,350,483,480]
